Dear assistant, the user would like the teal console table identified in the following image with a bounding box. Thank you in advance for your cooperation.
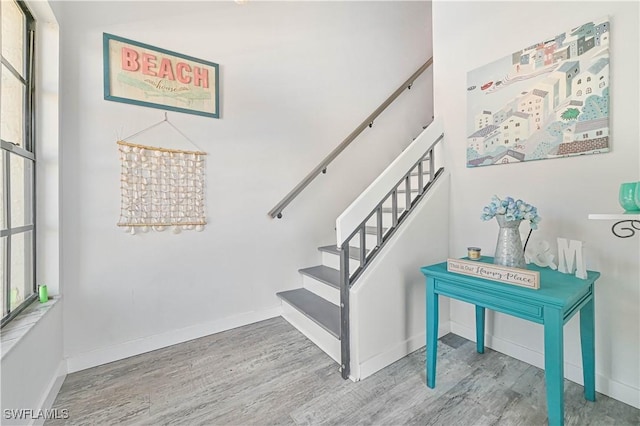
[420,257,600,426]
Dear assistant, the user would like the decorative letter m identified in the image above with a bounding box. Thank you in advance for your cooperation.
[557,238,587,279]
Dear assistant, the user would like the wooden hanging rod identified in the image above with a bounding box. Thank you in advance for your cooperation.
[116,221,207,227]
[117,140,207,156]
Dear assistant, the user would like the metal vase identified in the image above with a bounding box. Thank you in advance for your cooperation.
[493,215,526,269]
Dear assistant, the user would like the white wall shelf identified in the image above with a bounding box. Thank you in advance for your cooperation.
[588,213,640,220]
[588,213,640,238]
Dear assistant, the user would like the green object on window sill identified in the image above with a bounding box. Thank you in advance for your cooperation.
[39,285,48,303]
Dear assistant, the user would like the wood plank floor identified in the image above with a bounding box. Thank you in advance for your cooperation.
[48,317,639,425]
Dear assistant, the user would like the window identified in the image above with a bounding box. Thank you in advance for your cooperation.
[577,79,582,84]
[586,87,592,94]
[577,90,582,96]
[583,134,589,139]
[515,123,520,127]
[596,131,603,136]
[1,0,36,327]
[587,77,591,82]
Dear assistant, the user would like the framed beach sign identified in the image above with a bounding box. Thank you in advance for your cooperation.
[466,17,609,167]
[103,33,219,118]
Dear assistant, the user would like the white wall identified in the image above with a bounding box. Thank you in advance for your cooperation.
[351,172,450,380]
[1,303,65,426]
[34,0,60,298]
[433,1,640,408]
[51,1,433,370]
[0,1,64,422]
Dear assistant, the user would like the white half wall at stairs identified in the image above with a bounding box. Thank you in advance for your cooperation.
[349,173,451,381]
[336,118,444,246]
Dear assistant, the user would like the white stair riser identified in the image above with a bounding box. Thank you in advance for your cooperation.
[281,301,341,363]
[338,211,415,251]
[302,275,340,306]
[321,251,360,271]
[397,189,419,204]
[381,197,410,214]
[409,173,431,189]
[382,211,401,229]
[389,173,430,192]
[345,232,380,249]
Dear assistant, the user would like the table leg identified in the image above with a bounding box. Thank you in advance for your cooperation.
[544,307,565,426]
[475,305,485,354]
[426,277,439,389]
[580,296,596,401]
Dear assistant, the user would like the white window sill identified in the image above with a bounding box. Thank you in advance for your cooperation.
[1,297,60,360]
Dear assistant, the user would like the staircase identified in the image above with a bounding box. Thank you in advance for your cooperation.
[269,59,446,380]
[276,177,419,357]
[276,117,445,378]
[277,165,429,357]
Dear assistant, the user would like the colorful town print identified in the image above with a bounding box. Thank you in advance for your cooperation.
[466,18,610,167]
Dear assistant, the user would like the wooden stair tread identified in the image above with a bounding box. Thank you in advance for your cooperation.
[299,265,340,289]
[277,288,340,338]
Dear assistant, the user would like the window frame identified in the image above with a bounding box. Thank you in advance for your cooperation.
[1,0,37,327]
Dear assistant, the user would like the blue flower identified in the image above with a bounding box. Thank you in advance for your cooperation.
[480,195,541,230]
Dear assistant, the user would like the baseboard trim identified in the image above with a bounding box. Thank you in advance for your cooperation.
[450,321,640,409]
[66,306,282,374]
[357,321,451,380]
[31,360,67,426]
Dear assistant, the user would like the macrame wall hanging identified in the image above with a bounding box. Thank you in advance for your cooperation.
[117,114,207,235]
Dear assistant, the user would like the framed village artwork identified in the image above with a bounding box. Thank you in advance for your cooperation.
[104,33,219,118]
[466,17,609,167]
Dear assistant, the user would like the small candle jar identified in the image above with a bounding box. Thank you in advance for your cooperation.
[468,247,481,260]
